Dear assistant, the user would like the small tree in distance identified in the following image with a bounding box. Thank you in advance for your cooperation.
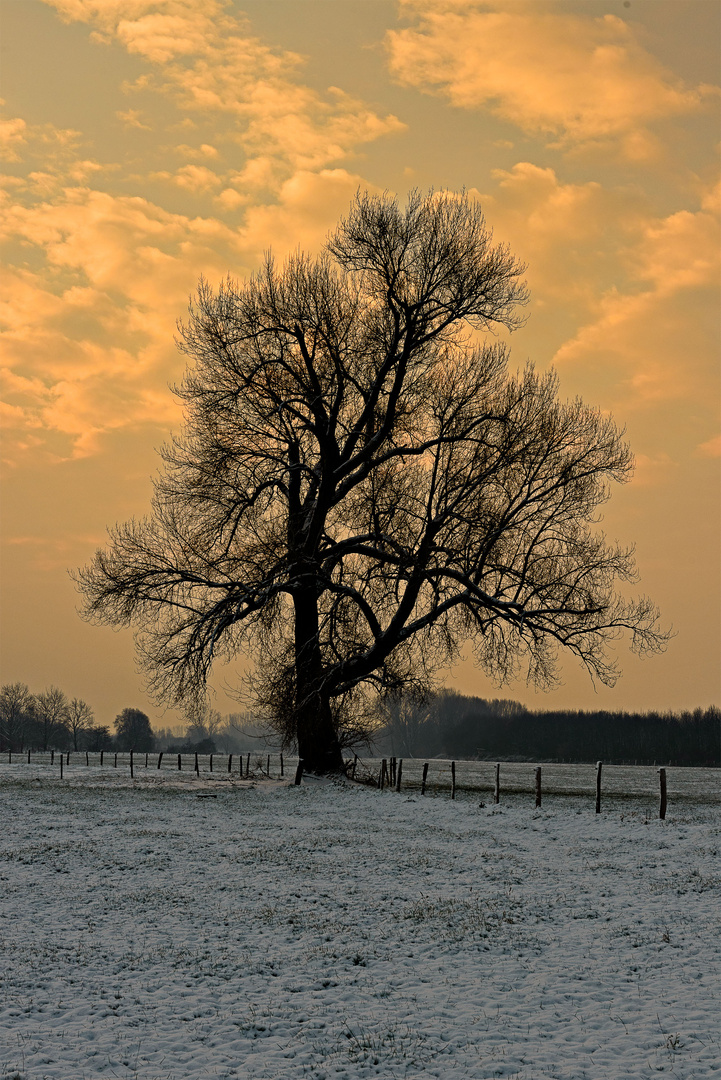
[77,189,668,773]
[66,697,94,750]
[114,708,155,752]
[35,686,70,750]
[0,682,36,752]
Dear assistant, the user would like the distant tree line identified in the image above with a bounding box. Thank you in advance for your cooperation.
[376,691,720,766]
[0,683,274,757]
[0,683,155,753]
[3,680,717,766]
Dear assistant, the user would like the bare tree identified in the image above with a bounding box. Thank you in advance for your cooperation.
[0,682,36,752]
[34,686,71,750]
[77,189,668,773]
[66,697,94,751]
[183,702,223,747]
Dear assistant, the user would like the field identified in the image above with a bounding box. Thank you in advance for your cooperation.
[0,761,719,1079]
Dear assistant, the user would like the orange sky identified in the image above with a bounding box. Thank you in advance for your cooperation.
[1,0,719,729]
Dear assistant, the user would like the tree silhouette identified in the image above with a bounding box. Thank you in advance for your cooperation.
[0,682,36,752]
[66,697,94,751]
[114,708,155,752]
[77,190,667,773]
[35,686,70,750]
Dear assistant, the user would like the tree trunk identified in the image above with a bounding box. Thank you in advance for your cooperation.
[293,583,343,774]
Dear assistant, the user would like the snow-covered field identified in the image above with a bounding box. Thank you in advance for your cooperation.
[0,764,719,1079]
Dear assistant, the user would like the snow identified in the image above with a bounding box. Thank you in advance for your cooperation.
[0,762,719,1079]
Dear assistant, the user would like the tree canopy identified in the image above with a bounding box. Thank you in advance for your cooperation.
[114,708,155,752]
[77,190,667,773]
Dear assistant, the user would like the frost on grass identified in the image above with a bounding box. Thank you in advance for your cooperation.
[0,765,719,1079]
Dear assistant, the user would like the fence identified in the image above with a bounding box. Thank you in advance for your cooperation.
[3,750,718,817]
[353,755,719,817]
[4,748,286,780]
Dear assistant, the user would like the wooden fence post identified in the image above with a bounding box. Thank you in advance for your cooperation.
[595,761,602,814]
[177,753,182,770]
[351,754,358,780]
[294,759,304,785]
[114,753,117,768]
[51,750,54,765]
[209,754,213,773]
[395,759,403,793]
[28,749,31,764]
[246,753,251,777]
[659,767,667,820]
[86,751,89,767]
[535,766,542,808]
[451,761,456,800]
[267,754,270,776]
[99,750,103,766]
[280,753,284,777]
[421,762,429,796]
[228,753,232,773]
[494,762,500,804]
[66,752,70,765]
[157,752,163,769]
[380,759,387,790]
[130,749,134,779]
[194,751,199,776]
[145,752,148,768]
[60,755,63,779]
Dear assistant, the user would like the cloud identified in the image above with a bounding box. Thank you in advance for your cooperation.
[0,184,255,460]
[42,0,405,187]
[116,108,152,130]
[386,3,717,153]
[173,143,218,160]
[552,197,720,407]
[696,435,721,459]
[0,166,382,461]
[170,164,223,192]
[0,115,28,162]
[0,2,409,464]
[239,168,383,262]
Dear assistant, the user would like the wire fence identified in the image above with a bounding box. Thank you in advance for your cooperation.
[2,749,718,815]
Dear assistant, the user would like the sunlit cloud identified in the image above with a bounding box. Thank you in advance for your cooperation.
[0,114,28,162]
[467,162,721,443]
[387,2,717,155]
[0,185,250,460]
[239,168,382,262]
[552,195,720,408]
[43,0,405,186]
[116,107,152,130]
[1,2,409,464]
[696,435,721,459]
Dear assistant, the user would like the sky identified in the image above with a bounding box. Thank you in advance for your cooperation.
[1,0,719,731]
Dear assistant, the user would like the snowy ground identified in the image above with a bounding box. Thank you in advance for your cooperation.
[0,764,719,1079]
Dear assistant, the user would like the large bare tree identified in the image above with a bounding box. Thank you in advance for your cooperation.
[77,190,667,773]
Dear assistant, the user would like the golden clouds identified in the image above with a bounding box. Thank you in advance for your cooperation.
[0,115,28,163]
[0,185,249,460]
[387,3,716,154]
[43,0,404,186]
[1,2,407,463]
[553,193,720,408]
[473,160,720,431]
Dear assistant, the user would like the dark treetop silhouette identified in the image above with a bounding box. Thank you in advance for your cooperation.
[77,190,667,774]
